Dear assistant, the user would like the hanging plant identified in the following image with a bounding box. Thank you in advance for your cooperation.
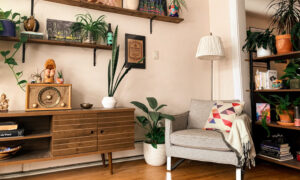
[0,36,28,92]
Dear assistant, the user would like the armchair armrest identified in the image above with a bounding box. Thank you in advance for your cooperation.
[165,111,189,155]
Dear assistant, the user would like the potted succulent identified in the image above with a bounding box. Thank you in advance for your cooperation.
[71,13,108,44]
[0,9,27,37]
[131,97,174,166]
[242,29,276,57]
[168,0,187,17]
[56,70,64,84]
[268,0,300,54]
[102,26,143,108]
[280,60,300,89]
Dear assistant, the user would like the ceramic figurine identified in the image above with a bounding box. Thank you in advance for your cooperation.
[44,59,56,84]
[0,93,9,112]
[169,4,179,17]
[24,16,40,32]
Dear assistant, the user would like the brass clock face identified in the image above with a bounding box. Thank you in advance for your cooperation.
[38,87,61,108]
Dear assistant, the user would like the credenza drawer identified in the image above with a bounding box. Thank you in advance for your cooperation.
[98,142,134,152]
[53,146,98,156]
[98,125,134,135]
[53,128,97,139]
[53,123,96,131]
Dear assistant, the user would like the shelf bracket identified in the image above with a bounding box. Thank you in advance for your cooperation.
[150,16,157,34]
[31,0,34,16]
[22,43,26,63]
[93,48,97,66]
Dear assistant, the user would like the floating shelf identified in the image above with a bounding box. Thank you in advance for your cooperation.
[45,0,184,24]
[0,131,51,142]
[255,121,300,131]
[253,51,300,62]
[257,154,300,170]
[246,89,300,93]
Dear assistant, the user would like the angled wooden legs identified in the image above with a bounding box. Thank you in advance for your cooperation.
[108,152,113,174]
[101,153,106,167]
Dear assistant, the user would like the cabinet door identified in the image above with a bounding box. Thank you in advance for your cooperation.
[52,114,98,157]
[98,111,135,153]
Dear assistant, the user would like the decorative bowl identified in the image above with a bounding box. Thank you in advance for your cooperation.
[80,103,93,109]
[0,146,22,160]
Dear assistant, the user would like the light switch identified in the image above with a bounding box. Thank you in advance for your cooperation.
[153,51,159,60]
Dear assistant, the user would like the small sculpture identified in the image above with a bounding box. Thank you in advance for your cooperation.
[0,93,9,112]
[44,59,56,84]
[24,16,40,32]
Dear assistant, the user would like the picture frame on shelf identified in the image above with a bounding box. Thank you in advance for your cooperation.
[256,103,271,123]
[46,19,81,42]
[125,33,146,69]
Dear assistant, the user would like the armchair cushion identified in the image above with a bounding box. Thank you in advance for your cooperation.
[170,129,231,151]
[187,100,215,129]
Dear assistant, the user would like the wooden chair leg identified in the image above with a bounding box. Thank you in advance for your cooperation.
[108,152,113,174]
[101,153,106,167]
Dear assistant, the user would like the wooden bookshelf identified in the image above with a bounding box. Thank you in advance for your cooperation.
[45,0,184,23]
[257,154,300,170]
[253,51,300,62]
[0,36,112,50]
[246,89,300,93]
[0,131,51,142]
[255,121,300,131]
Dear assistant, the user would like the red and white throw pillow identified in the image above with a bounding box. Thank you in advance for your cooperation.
[204,101,244,132]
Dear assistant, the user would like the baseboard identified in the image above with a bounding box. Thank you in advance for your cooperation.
[0,155,144,179]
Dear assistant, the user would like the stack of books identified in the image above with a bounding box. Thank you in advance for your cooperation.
[259,138,293,161]
[0,122,24,138]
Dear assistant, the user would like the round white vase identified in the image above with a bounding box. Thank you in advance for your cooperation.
[102,97,117,108]
[126,0,139,10]
[256,46,271,57]
[143,142,166,166]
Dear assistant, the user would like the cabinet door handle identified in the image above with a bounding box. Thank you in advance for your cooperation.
[91,130,94,134]
[100,130,104,134]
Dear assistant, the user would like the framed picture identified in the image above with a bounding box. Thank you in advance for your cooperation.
[97,0,123,8]
[125,34,146,69]
[47,19,81,42]
[256,103,271,123]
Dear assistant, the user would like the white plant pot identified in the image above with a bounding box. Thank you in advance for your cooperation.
[126,0,139,10]
[143,142,166,166]
[256,46,272,57]
[101,97,117,108]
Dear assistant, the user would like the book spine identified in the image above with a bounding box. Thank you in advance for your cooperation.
[261,145,290,152]
[0,129,24,138]
[0,125,18,131]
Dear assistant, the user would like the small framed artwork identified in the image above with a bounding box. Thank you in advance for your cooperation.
[125,34,146,69]
[256,103,271,123]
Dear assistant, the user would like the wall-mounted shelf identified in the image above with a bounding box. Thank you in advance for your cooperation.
[246,89,300,93]
[45,0,184,34]
[253,51,300,62]
[0,36,112,66]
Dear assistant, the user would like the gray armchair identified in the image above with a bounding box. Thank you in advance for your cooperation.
[165,99,245,180]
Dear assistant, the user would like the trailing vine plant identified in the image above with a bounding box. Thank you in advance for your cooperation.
[1,36,28,92]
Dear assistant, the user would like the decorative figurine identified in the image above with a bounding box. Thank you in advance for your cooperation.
[24,16,40,32]
[44,59,56,84]
[0,93,9,112]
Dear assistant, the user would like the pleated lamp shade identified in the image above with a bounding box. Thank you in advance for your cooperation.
[196,35,225,61]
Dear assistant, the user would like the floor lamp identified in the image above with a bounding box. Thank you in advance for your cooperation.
[196,34,225,100]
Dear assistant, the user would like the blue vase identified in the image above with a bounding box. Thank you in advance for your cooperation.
[0,20,16,37]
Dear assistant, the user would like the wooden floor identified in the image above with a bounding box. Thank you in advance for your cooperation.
[10,159,300,180]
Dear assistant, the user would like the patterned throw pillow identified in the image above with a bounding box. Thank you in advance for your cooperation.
[204,101,244,132]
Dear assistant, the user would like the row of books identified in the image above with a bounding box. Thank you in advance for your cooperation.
[259,135,293,161]
[255,70,277,90]
[0,122,24,138]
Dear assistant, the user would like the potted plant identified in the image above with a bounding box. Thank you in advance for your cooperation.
[56,70,64,84]
[131,97,174,166]
[268,0,300,54]
[280,59,300,89]
[260,94,294,123]
[102,26,143,108]
[0,9,27,37]
[71,13,107,44]
[168,0,187,17]
[125,0,140,10]
[242,29,276,57]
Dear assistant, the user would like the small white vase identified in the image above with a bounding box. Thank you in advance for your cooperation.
[143,142,166,166]
[101,97,117,108]
[256,46,272,57]
[126,0,139,10]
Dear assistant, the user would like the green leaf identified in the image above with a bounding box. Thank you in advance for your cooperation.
[149,111,160,123]
[12,12,20,20]
[108,60,112,96]
[5,57,17,65]
[160,113,175,121]
[136,116,149,127]
[14,42,22,49]
[151,143,157,149]
[16,71,23,77]
[3,10,11,19]
[1,50,10,57]
[17,80,27,85]
[156,104,167,111]
[20,36,28,43]
[131,101,149,113]
[147,97,158,110]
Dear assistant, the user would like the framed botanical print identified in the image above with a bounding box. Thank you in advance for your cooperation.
[125,34,146,69]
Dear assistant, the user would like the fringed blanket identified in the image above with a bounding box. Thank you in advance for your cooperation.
[219,114,256,168]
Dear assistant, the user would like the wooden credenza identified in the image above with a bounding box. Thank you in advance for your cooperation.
[0,108,135,174]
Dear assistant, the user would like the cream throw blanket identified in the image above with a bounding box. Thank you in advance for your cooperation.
[220,114,256,168]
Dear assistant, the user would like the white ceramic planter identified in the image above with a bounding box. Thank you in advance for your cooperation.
[102,97,117,108]
[143,142,166,166]
[256,46,272,57]
[126,0,139,10]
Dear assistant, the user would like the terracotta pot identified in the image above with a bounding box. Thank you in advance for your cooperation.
[276,34,292,54]
[56,78,64,84]
[279,110,294,123]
